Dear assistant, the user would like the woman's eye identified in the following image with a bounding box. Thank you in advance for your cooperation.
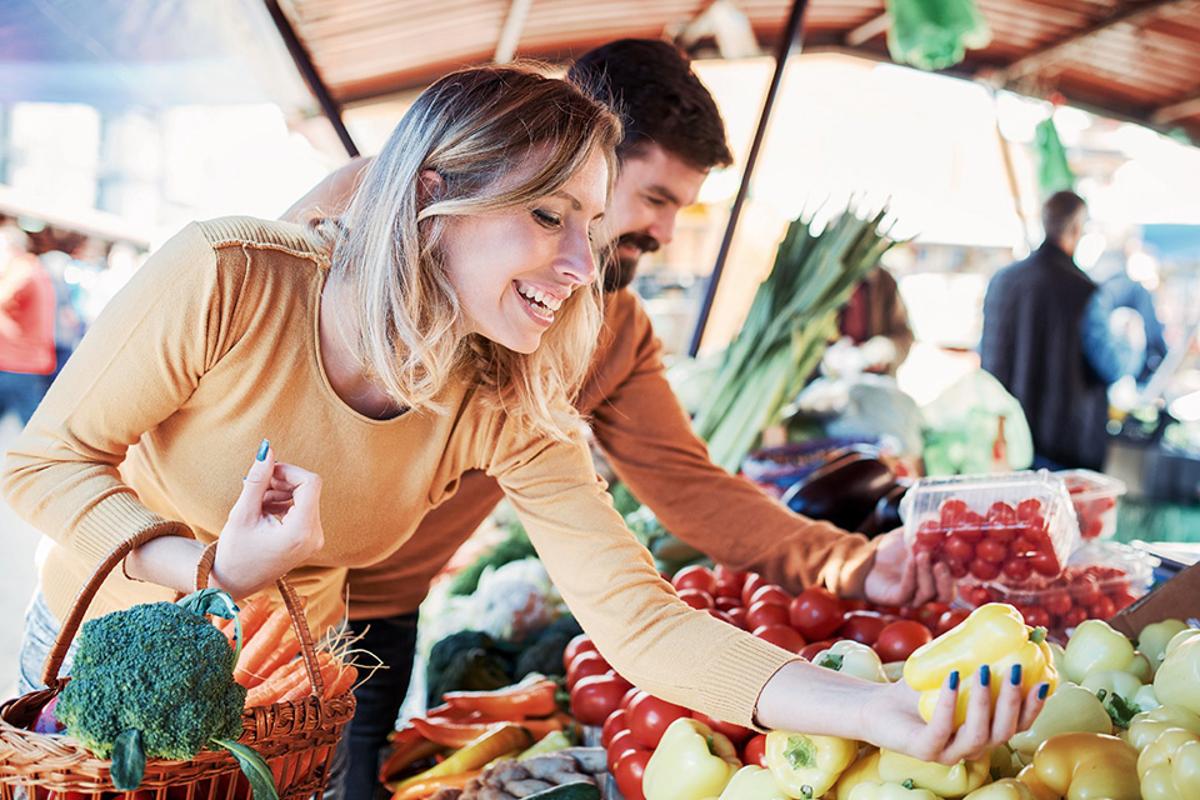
[533,209,562,228]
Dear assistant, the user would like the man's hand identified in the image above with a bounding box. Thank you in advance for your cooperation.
[864,529,954,607]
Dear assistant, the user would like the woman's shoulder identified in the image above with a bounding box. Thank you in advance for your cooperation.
[190,216,331,266]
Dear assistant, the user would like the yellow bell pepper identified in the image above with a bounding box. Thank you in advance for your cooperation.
[1163,627,1200,660]
[906,604,1056,725]
[1015,765,1058,800]
[1126,704,1200,751]
[1133,684,1160,713]
[1153,634,1200,716]
[963,778,1037,800]
[1009,684,1112,758]
[642,717,739,800]
[1138,620,1189,670]
[1030,732,1140,800]
[715,765,789,800]
[1063,620,1136,684]
[765,730,856,799]
[990,744,1021,779]
[815,640,888,683]
[878,750,988,797]
[835,749,882,800]
[1124,652,1153,683]
[1138,727,1200,800]
[847,781,942,800]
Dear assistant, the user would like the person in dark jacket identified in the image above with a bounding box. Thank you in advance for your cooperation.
[981,191,1109,470]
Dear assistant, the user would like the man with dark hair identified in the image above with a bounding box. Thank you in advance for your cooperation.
[981,191,1109,469]
[290,41,949,799]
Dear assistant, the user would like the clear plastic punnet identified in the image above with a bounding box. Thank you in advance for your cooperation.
[901,470,1080,585]
[1058,469,1127,540]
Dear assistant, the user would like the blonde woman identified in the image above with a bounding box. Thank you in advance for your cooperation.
[5,65,1042,784]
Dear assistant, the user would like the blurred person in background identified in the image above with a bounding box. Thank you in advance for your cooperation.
[831,266,914,375]
[0,221,57,425]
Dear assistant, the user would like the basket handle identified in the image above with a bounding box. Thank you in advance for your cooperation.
[42,536,327,700]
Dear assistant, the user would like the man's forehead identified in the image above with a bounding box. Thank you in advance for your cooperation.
[617,144,708,205]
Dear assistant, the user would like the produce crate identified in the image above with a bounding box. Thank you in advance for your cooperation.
[1058,468,1126,540]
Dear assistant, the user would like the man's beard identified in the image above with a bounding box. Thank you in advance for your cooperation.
[602,232,660,293]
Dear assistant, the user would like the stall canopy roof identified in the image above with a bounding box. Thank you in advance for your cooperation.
[279,0,1200,140]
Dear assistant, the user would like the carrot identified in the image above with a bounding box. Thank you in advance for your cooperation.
[243,631,300,688]
[234,606,290,684]
[323,663,358,699]
[236,595,275,642]
[245,658,307,707]
[280,653,338,703]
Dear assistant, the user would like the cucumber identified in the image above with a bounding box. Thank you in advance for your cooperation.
[522,782,601,800]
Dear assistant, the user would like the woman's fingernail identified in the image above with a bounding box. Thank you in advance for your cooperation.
[979,664,990,687]
[949,670,960,691]
[1037,683,1050,700]
[256,439,270,461]
[1011,664,1022,686]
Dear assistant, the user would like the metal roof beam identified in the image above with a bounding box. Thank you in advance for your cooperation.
[996,0,1200,85]
[1154,90,1200,124]
[495,0,534,64]
[845,12,889,47]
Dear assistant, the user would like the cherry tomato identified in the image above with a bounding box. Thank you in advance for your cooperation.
[563,634,597,672]
[707,609,737,626]
[989,525,1019,544]
[936,609,970,635]
[788,588,845,641]
[627,694,689,749]
[914,530,943,554]
[987,501,1016,524]
[745,600,791,631]
[620,687,644,710]
[1063,607,1088,629]
[607,728,639,772]
[1044,590,1072,617]
[976,539,1008,564]
[1021,606,1052,629]
[914,602,950,630]
[613,749,651,800]
[672,565,717,596]
[752,624,806,653]
[940,499,969,526]
[692,711,753,745]
[714,596,742,612]
[1016,498,1044,521]
[750,585,792,608]
[741,573,766,607]
[943,533,975,563]
[1030,550,1061,577]
[571,674,632,726]
[725,607,748,630]
[957,521,984,543]
[799,639,836,661]
[842,598,871,613]
[1010,537,1039,557]
[875,620,933,662]
[714,580,742,600]
[961,585,991,607]
[1002,557,1033,582]
[838,611,887,646]
[601,709,629,748]
[566,651,611,690]
[677,588,715,610]
[742,734,768,767]
[714,564,747,590]
[1089,595,1116,619]
[1109,589,1137,610]
[969,558,1001,581]
[945,557,969,579]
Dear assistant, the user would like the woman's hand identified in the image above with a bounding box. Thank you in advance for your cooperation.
[861,667,1047,765]
[863,529,954,607]
[211,440,324,599]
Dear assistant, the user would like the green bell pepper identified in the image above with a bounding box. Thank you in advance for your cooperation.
[1153,635,1200,716]
[1063,620,1135,684]
[714,765,788,800]
[1137,727,1200,800]
[878,750,989,797]
[847,781,942,800]
[1138,620,1189,668]
[1009,684,1112,757]
[642,717,740,800]
[766,730,856,799]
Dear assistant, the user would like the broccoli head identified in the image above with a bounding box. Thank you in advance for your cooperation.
[57,600,246,761]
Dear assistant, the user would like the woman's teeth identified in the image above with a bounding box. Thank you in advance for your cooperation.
[516,283,562,311]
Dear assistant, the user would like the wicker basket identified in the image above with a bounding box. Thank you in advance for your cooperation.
[0,537,356,799]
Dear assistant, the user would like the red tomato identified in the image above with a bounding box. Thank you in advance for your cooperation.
[607,729,640,772]
[838,611,887,646]
[627,694,689,749]
[563,634,597,672]
[788,588,845,641]
[1030,550,1061,577]
[742,734,768,767]
[936,609,970,635]
[1063,607,1088,629]
[1002,557,1033,582]
[969,558,1001,581]
[961,585,991,608]
[1089,595,1116,620]
[752,624,806,653]
[707,609,738,626]
[741,573,766,606]
[745,600,791,631]
[715,596,742,612]
[914,602,950,629]
[677,588,715,610]
[714,564,747,590]
[987,501,1017,524]
[990,525,1019,544]
[945,557,969,579]
[613,749,651,800]
[566,651,611,690]
[1016,498,1044,521]
[875,620,933,662]
[799,639,836,661]
[714,580,743,600]
[726,607,748,629]
[976,539,1008,564]
[943,533,976,563]
[672,565,717,596]
[957,522,984,543]
[601,709,629,748]
[692,711,753,745]
[940,499,969,525]
[750,585,792,608]
[1109,589,1137,610]
[842,598,871,613]
[620,687,644,710]
[1044,590,1072,616]
[1021,606,1052,629]
[571,674,632,726]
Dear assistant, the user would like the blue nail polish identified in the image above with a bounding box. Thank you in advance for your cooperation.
[1037,683,1049,700]
[1011,664,1022,686]
[949,670,960,691]
[256,439,269,461]
[979,664,990,687]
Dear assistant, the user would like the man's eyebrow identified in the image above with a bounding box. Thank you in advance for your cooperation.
[647,184,682,206]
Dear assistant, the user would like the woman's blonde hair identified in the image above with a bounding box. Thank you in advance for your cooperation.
[326,64,622,439]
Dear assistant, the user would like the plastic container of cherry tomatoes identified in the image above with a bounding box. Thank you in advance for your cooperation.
[956,542,1155,642]
[901,470,1080,585]
[1057,469,1126,540]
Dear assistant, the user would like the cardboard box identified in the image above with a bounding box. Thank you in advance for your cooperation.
[1109,560,1200,638]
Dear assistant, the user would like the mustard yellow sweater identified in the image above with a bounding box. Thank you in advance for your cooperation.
[2,217,794,726]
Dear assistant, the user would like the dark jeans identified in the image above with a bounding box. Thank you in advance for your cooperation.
[332,612,419,800]
[0,370,50,425]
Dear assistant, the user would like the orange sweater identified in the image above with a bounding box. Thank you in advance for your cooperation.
[2,217,795,727]
[351,289,879,618]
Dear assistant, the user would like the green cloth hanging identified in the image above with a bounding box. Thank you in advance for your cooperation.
[1035,115,1075,197]
[886,0,992,71]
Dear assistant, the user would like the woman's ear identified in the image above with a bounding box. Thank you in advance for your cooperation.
[417,169,444,206]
